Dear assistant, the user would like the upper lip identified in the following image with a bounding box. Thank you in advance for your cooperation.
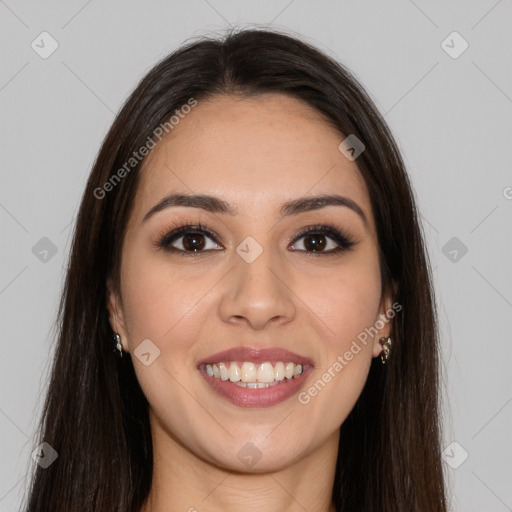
[197,346,314,367]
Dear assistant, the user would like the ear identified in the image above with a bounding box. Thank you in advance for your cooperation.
[106,277,129,352]
[371,287,397,359]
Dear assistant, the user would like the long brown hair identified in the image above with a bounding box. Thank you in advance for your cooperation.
[24,27,448,511]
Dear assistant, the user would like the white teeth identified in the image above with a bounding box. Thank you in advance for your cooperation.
[228,362,240,382]
[257,381,276,388]
[235,381,279,388]
[274,362,285,381]
[204,361,305,384]
[218,362,229,381]
[285,362,294,379]
[257,362,275,383]
[241,362,258,382]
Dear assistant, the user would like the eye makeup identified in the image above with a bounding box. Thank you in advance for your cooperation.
[153,220,358,257]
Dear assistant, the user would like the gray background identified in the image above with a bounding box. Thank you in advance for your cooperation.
[1,1,511,510]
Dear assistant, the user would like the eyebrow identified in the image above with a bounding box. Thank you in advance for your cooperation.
[142,192,368,227]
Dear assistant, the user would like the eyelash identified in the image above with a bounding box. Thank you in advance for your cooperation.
[154,222,357,257]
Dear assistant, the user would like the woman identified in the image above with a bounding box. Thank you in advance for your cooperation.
[24,28,448,511]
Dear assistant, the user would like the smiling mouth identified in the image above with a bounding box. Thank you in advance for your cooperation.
[203,361,305,388]
[196,346,313,407]
[198,361,312,407]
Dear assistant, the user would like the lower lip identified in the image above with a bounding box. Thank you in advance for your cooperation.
[198,365,313,408]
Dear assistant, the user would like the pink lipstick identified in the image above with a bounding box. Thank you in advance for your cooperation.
[197,346,314,408]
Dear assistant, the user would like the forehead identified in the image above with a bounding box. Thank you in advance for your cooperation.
[132,93,373,228]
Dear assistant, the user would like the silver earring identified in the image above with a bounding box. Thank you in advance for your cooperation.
[379,337,392,364]
[113,333,123,357]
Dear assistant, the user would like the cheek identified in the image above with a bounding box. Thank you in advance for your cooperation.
[120,252,209,350]
[292,252,382,421]
[119,256,211,420]
[295,251,382,351]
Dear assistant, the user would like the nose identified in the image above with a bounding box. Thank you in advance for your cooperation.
[218,248,296,330]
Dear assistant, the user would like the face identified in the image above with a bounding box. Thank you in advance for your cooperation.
[108,93,392,472]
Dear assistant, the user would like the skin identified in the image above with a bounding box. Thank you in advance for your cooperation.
[107,93,393,512]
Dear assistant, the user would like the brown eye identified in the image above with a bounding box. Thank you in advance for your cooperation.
[289,225,356,255]
[181,233,206,251]
[156,223,223,255]
[302,233,327,252]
